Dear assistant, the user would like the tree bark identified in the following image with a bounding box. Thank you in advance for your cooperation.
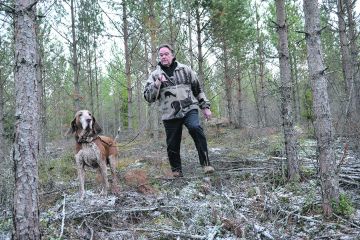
[148,0,159,138]
[71,0,81,111]
[123,0,133,132]
[187,4,194,69]
[222,40,233,123]
[235,56,243,128]
[303,0,339,217]
[276,0,300,181]
[255,3,267,127]
[345,0,360,124]
[35,17,46,156]
[195,6,205,84]
[337,0,353,96]
[12,0,40,238]
[0,39,6,159]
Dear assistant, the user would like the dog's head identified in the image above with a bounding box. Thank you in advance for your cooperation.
[69,110,102,137]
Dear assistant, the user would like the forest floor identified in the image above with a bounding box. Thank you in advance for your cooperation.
[1,124,360,239]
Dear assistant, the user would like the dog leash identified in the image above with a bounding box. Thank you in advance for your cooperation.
[114,76,163,148]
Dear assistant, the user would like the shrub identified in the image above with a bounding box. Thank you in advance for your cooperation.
[332,193,355,217]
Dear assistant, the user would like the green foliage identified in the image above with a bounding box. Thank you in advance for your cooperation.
[301,87,314,121]
[0,217,12,232]
[247,187,258,198]
[39,151,77,185]
[267,135,284,157]
[332,194,355,217]
[300,166,316,180]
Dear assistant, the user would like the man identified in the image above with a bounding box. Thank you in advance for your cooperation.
[144,43,215,177]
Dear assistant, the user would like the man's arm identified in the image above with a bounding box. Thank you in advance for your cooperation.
[144,72,164,103]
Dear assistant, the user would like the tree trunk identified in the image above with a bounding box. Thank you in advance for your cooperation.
[0,38,6,159]
[344,0,360,157]
[0,61,5,159]
[255,3,267,127]
[71,0,81,111]
[337,0,353,96]
[36,19,46,156]
[187,4,194,69]
[235,56,243,128]
[94,32,100,117]
[12,1,40,238]
[276,0,300,181]
[222,40,233,123]
[289,51,301,123]
[123,0,133,132]
[195,6,205,84]
[303,0,339,217]
[250,57,261,127]
[148,0,159,138]
[345,0,360,124]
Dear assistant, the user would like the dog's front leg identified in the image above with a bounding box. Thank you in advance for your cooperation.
[75,154,85,200]
[108,155,120,193]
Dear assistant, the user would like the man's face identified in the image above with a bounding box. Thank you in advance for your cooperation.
[159,47,174,67]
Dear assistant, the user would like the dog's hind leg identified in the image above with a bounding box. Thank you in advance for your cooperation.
[75,154,86,200]
[108,155,120,193]
[98,159,110,196]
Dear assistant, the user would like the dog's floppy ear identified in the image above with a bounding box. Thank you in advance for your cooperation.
[66,118,78,135]
[92,116,102,134]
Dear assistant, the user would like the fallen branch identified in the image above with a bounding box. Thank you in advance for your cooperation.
[59,194,66,239]
[207,225,221,240]
[337,143,349,173]
[253,224,275,240]
[333,213,360,229]
[134,227,206,239]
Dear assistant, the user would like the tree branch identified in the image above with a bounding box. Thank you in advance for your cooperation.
[0,2,15,13]
[26,1,38,11]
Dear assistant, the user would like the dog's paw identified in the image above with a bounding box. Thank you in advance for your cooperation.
[100,189,108,196]
[79,193,85,201]
[111,185,121,195]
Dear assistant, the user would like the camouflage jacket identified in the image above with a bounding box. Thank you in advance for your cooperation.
[144,61,210,120]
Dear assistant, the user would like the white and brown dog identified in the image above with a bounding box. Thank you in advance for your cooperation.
[69,110,119,200]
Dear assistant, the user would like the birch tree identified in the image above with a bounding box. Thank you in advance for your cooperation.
[303,0,339,217]
[12,0,40,238]
[275,0,299,181]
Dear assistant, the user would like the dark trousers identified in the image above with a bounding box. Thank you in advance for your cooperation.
[163,109,210,173]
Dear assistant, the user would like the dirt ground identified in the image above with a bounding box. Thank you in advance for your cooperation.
[1,125,360,239]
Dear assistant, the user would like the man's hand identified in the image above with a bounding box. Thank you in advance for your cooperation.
[155,74,167,87]
[202,108,212,120]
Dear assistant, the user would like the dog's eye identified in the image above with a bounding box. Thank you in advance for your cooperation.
[89,113,92,116]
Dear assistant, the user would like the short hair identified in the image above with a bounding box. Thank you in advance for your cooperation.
[158,43,174,54]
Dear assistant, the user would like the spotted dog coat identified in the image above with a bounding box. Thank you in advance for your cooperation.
[70,110,119,200]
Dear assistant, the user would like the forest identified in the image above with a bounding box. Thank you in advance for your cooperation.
[1,0,360,239]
